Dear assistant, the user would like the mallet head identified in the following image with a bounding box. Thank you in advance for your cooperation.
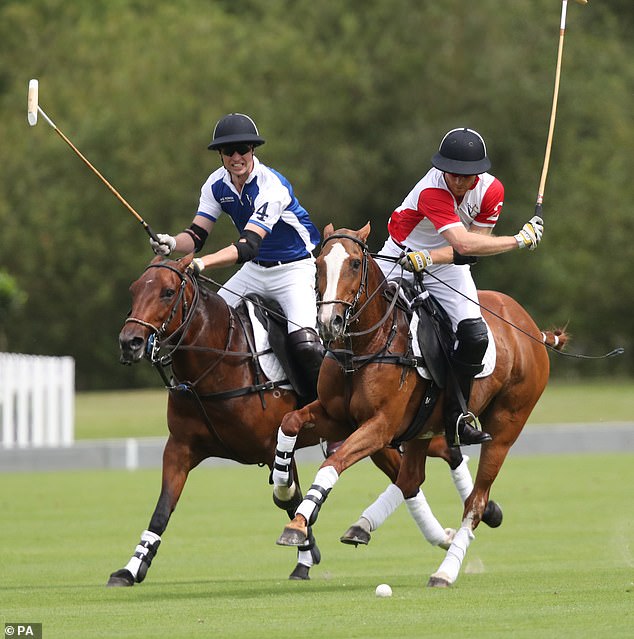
[575,0,588,5]
[27,79,39,126]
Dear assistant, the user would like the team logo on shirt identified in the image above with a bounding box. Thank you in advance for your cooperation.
[466,203,480,218]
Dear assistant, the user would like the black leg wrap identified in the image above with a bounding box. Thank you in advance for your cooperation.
[134,538,161,584]
[268,448,294,487]
[273,486,304,515]
[304,484,331,526]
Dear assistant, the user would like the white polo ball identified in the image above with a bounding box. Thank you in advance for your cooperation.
[375,583,392,597]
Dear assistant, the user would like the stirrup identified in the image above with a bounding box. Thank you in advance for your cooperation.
[450,412,492,448]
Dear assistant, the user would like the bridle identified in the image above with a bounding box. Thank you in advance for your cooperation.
[124,261,200,365]
[317,233,401,339]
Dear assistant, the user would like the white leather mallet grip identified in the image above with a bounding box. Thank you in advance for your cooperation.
[27,79,39,126]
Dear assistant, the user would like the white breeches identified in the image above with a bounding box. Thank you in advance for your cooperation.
[219,258,318,332]
[377,237,482,331]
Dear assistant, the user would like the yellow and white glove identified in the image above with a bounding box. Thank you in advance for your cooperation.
[514,216,544,250]
[398,249,433,272]
[150,233,176,256]
[187,258,205,276]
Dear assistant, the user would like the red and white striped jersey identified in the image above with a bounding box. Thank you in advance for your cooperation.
[387,167,504,250]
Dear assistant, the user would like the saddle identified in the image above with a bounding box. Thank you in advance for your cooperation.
[388,279,455,389]
[235,294,307,399]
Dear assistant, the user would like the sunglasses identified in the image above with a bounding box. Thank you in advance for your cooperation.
[220,144,253,156]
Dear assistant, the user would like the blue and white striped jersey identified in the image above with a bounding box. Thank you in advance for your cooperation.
[196,157,320,262]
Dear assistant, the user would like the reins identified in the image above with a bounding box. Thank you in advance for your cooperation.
[396,259,624,361]
[126,260,287,393]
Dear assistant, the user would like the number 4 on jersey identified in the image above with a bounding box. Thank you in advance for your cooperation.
[255,202,269,222]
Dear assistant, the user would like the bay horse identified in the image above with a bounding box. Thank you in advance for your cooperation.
[275,223,566,587]
[107,254,458,586]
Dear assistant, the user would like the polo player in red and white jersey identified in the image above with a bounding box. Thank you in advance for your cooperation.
[377,127,544,447]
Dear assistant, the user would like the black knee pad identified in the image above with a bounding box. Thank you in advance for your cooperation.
[453,318,488,376]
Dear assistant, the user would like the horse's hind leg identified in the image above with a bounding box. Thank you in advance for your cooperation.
[340,446,455,549]
[427,415,519,588]
[427,436,502,528]
[107,435,196,587]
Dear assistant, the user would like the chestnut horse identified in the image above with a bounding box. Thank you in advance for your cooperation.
[276,224,566,587]
[107,254,458,586]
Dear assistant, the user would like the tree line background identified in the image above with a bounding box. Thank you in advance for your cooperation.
[1,0,632,389]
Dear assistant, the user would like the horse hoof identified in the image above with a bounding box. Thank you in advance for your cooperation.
[340,525,371,546]
[107,569,135,587]
[482,500,503,528]
[277,526,307,547]
[427,572,452,588]
[288,563,310,580]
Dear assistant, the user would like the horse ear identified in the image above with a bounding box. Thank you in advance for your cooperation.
[323,223,334,239]
[179,253,194,271]
[359,221,371,242]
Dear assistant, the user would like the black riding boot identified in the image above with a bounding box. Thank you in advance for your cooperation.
[445,369,492,447]
[288,328,325,403]
[445,318,493,448]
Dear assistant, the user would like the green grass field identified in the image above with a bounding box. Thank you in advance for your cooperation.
[1,455,633,639]
[74,379,634,440]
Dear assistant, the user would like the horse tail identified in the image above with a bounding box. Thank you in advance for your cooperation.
[540,328,569,351]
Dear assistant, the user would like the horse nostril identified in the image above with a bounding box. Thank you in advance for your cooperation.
[129,336,145,352]
[120,335,146,359]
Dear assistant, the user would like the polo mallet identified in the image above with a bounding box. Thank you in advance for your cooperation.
[535,0,588,218]
[27,79,159,242]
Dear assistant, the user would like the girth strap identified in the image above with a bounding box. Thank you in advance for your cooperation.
[390,381,441,447]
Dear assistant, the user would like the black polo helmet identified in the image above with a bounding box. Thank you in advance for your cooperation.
[207,113,266,150]
[431,128,491,175]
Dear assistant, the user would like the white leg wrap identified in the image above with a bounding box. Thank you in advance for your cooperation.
[296,466,339,523]
[450,455,474,504]
[361,483,404,531]
[273,480,297,503]
[124,529,161,579]
[405,490,449,547]
[271,429,297,487]
[431,525,474,585]
[297,548,315,567]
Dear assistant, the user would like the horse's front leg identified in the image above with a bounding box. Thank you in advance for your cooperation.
[269,400,332,580]
[107,435,197,587]
[276,413,392,548]
[270,400,322,510]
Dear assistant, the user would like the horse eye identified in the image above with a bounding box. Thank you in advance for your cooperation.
[161,288,176,299]
[350,258,362,270]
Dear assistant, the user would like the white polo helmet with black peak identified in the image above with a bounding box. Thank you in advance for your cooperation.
[207,113,266,150]
[431,128,491,175]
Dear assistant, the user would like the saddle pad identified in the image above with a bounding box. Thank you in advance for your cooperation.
[410,314,496,380]
[245,300,292,389]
